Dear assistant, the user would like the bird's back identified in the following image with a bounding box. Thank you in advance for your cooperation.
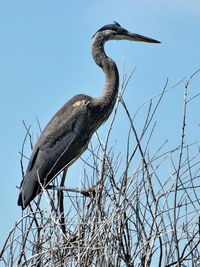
[18,94,95,209]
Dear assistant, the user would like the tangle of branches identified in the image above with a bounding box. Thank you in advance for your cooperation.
[1,71,200,267]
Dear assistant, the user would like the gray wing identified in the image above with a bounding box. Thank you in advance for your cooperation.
[18,94,94,209]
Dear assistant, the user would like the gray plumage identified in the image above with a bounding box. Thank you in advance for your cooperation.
[18,22,160,209]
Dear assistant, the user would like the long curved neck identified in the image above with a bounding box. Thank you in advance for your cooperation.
[92,34,119,119]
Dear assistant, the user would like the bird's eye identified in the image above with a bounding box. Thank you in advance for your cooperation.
[121,29,128,34]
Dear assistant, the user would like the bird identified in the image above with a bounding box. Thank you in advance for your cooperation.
[18,22,160,209]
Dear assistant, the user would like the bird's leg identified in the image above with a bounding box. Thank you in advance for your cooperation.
[57,168,67,235]
[47,185,96,197]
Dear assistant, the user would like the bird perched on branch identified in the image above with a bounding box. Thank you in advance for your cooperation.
[18,22,160,209]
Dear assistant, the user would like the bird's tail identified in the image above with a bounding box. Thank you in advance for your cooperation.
[17,192,24,208]
[17,173,40,210]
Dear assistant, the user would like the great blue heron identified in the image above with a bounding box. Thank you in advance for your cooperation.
[18,22,160,209]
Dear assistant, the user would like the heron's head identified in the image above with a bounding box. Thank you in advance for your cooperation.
[93,21,160,44]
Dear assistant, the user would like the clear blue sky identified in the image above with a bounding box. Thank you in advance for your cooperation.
[0,0,200,246]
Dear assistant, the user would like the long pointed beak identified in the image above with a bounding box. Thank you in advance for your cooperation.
[127,32,160,43]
